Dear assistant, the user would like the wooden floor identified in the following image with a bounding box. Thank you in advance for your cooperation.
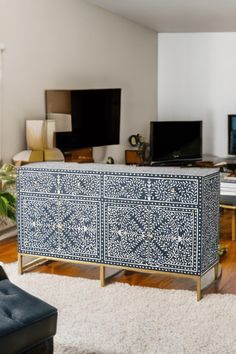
[1,209,236,296]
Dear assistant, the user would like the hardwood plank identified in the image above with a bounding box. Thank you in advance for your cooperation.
[1,209,236,295]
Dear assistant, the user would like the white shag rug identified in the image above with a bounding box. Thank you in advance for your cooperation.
[3,262,236,354]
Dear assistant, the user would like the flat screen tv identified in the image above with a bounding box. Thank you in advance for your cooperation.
[150,121,202,165]
[55,88,121,152]
[228,114,236,155]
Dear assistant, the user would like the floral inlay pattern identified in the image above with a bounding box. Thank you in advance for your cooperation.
[104,204,197,270]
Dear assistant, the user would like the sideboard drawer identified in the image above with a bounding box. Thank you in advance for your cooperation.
[104,175,199,205]
[104,202,199,274]
[18,170,57,194]
[150,177,199,205]
[18,170,101,198]
[18,195,101,262]
[104,175,147,201]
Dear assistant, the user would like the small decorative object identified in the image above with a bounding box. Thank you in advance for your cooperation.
[106,156,114,164]
[129,134,139,147]
[128,134,147,163]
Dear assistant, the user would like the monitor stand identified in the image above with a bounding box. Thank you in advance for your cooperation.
[151,155,222,168]
[150,160,199,167]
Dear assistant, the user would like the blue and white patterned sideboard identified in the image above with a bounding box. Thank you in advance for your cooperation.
[17,162,220,300]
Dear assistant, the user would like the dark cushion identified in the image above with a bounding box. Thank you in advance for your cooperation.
[0,279,57,354]
[0,266,8,281]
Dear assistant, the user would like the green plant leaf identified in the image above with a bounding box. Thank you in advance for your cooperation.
[1,176,16,181]
[0,163,16,173]
[0,196,8,217]
[0,164,16,221]
[0,192,16,207]
[7,206,16,222]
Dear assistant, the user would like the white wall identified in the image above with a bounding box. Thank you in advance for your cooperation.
[0,0,157,163]
[158,33,236,158]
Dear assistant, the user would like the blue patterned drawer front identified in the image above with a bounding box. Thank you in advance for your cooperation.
[19,196,101,261]
[104,175,199,204]
[18,170,101,198]
[59,173,101,197]
[151,178,199,205]
[18,171,57,194]
[104,175,148,201]
[104,203,198,273]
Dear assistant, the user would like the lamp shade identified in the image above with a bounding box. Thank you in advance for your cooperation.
[45,120,56,149]
[26,120,45,150]
[47,113,72,132]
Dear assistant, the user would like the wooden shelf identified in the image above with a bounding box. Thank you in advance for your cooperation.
[125,150,143,165]
[64,148,94,163]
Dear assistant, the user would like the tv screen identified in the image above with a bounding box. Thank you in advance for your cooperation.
[150,121,202,165]
[228,115,236,155]
[55,89,121,151]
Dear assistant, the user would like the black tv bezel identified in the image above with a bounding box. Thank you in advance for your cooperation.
[150,120,203,165]
[228,114,236,155]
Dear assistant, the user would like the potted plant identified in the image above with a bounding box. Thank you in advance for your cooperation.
[0,163,16,222]
[0,192,16,221]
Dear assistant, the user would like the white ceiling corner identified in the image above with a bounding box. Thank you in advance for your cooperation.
[85,0,236,32]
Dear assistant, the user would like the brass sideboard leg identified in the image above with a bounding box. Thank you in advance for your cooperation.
[196,277,202,301]
[100,265,105,287]
[214,262,222,280]
[18,254,23,275]
[214,263,219,280]
[232,209,236,241]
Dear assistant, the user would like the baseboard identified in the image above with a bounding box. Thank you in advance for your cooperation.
[0,226,17,241]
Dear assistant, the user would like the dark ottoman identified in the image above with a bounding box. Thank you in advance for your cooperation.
[0,266,57,354]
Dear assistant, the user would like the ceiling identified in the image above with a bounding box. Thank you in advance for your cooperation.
[86,0,236,32]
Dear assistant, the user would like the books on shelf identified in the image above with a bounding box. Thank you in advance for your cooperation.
[221,172,236,181]
[221,173,236,195]
[214,161,228,167]
[221,181,236,186]
[222,175,236,181]
[220,190,236,196]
